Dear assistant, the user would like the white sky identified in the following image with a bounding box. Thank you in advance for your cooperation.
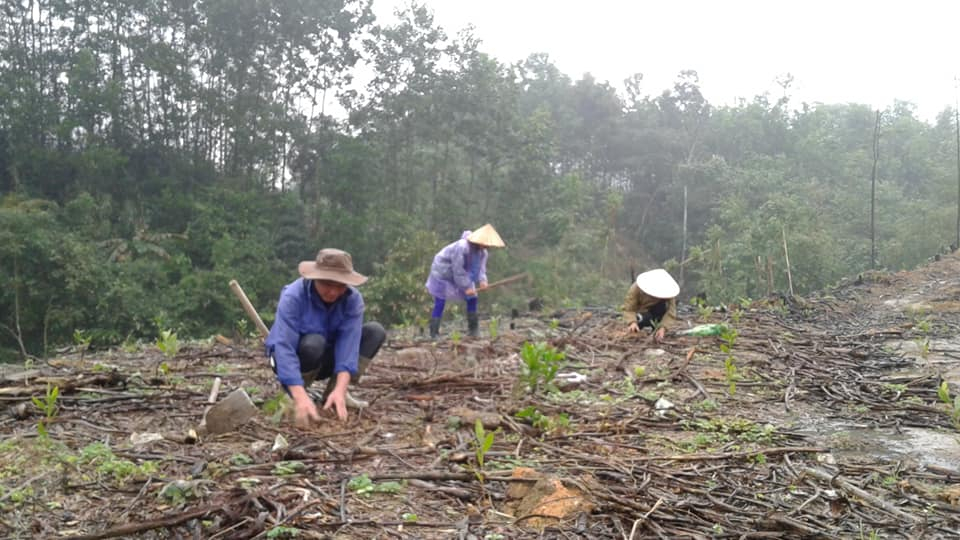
[371,0,960,121]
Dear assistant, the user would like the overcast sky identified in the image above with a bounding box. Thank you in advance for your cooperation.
[371,0,959,121]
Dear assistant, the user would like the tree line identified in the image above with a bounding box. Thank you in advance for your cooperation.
[2,0,958,360]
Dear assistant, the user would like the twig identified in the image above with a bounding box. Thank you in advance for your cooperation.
[799,466,923,524]
[633,446,828,462]
[627,497,663,540]
[339,477,348,522]
[62,496,253,540]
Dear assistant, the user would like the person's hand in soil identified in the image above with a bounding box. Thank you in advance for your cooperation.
[289,386,320,428]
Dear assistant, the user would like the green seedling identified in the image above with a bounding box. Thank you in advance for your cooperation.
[157,329,180,358]
[235,318,252,340]
[519,341,566,393]
[696,398,719,412]
[724,357,737,396]
[473,419,495,482]
[79,442,158,485]
[73,329,92,359]
[266,526,301,539]
[719,326,739,395]
[488,317,500,339]
[516,406,570,433]
[347,473,403,496]
[230,453,254,466]
[937,381,960,429]
[938,381,951,404]
[515,406,548,430]
[31,384,60,437]
[121,337,139,353]
[719,326,738,352]
[272,461,306,476]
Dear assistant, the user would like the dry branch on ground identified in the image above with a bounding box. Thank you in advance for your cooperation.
[5,256,960,538]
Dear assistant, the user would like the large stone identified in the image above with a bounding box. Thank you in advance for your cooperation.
[504,468,595,529]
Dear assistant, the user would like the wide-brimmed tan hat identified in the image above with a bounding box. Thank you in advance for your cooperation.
[467,224,505,247]
[636,269,679,299]
[298,249,368,286]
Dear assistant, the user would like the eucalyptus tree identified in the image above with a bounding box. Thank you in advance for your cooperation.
[351,2,451,220]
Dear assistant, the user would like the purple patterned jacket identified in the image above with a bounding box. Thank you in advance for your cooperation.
[424,231,488,300]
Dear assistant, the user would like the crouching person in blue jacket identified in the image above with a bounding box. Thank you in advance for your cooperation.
[266,248,385,427]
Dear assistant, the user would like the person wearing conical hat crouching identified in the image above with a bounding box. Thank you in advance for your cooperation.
[265,249,386,427]
[425,224,506,339]
[623,268,680,343]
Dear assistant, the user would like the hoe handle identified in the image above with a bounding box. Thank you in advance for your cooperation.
[229,279,270,341]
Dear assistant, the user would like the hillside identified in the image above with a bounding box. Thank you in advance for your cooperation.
[3,255,960,539]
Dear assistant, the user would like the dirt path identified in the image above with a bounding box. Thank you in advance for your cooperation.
[4,256,960,538]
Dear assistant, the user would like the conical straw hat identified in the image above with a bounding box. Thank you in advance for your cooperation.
[467,224,505,247]
[635,269,679,299]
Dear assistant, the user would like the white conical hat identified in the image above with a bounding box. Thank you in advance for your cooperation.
[635,269,679,299]
[467,224,505,247]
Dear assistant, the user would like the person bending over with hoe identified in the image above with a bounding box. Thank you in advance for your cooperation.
[266,249,385,427]
[623,268,679,343]
[425,224,505,339]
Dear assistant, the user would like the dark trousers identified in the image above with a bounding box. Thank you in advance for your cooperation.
[638,301,668,330]
[274,322,386,386]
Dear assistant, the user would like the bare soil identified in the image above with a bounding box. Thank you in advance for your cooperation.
[4,254,960,539]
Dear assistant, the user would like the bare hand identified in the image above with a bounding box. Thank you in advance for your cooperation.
[465,288,477,297]
[323,385,348,421]
[628,321,639,333]
[478,281,488,290]
[654,327,666,343]
[292,394,320,429]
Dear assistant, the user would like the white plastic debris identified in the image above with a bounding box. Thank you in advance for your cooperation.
[654,397,674,410]
[556,372,588,384]
[271,434,289,452]
[129,432,165,446]
[654,397,675,418]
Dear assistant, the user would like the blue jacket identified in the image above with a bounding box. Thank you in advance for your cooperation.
[265,277,364,386]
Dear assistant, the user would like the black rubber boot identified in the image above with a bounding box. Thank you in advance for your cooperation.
[429,317,442,340]
[467,312,479,337]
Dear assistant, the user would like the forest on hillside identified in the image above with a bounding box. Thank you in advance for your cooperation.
[3,0,959,361]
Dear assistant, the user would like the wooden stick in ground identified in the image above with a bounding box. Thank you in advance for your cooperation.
[481,272,528,291]
[782,226,794,297]
[229,279,269,340]
[207,376,222,404]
